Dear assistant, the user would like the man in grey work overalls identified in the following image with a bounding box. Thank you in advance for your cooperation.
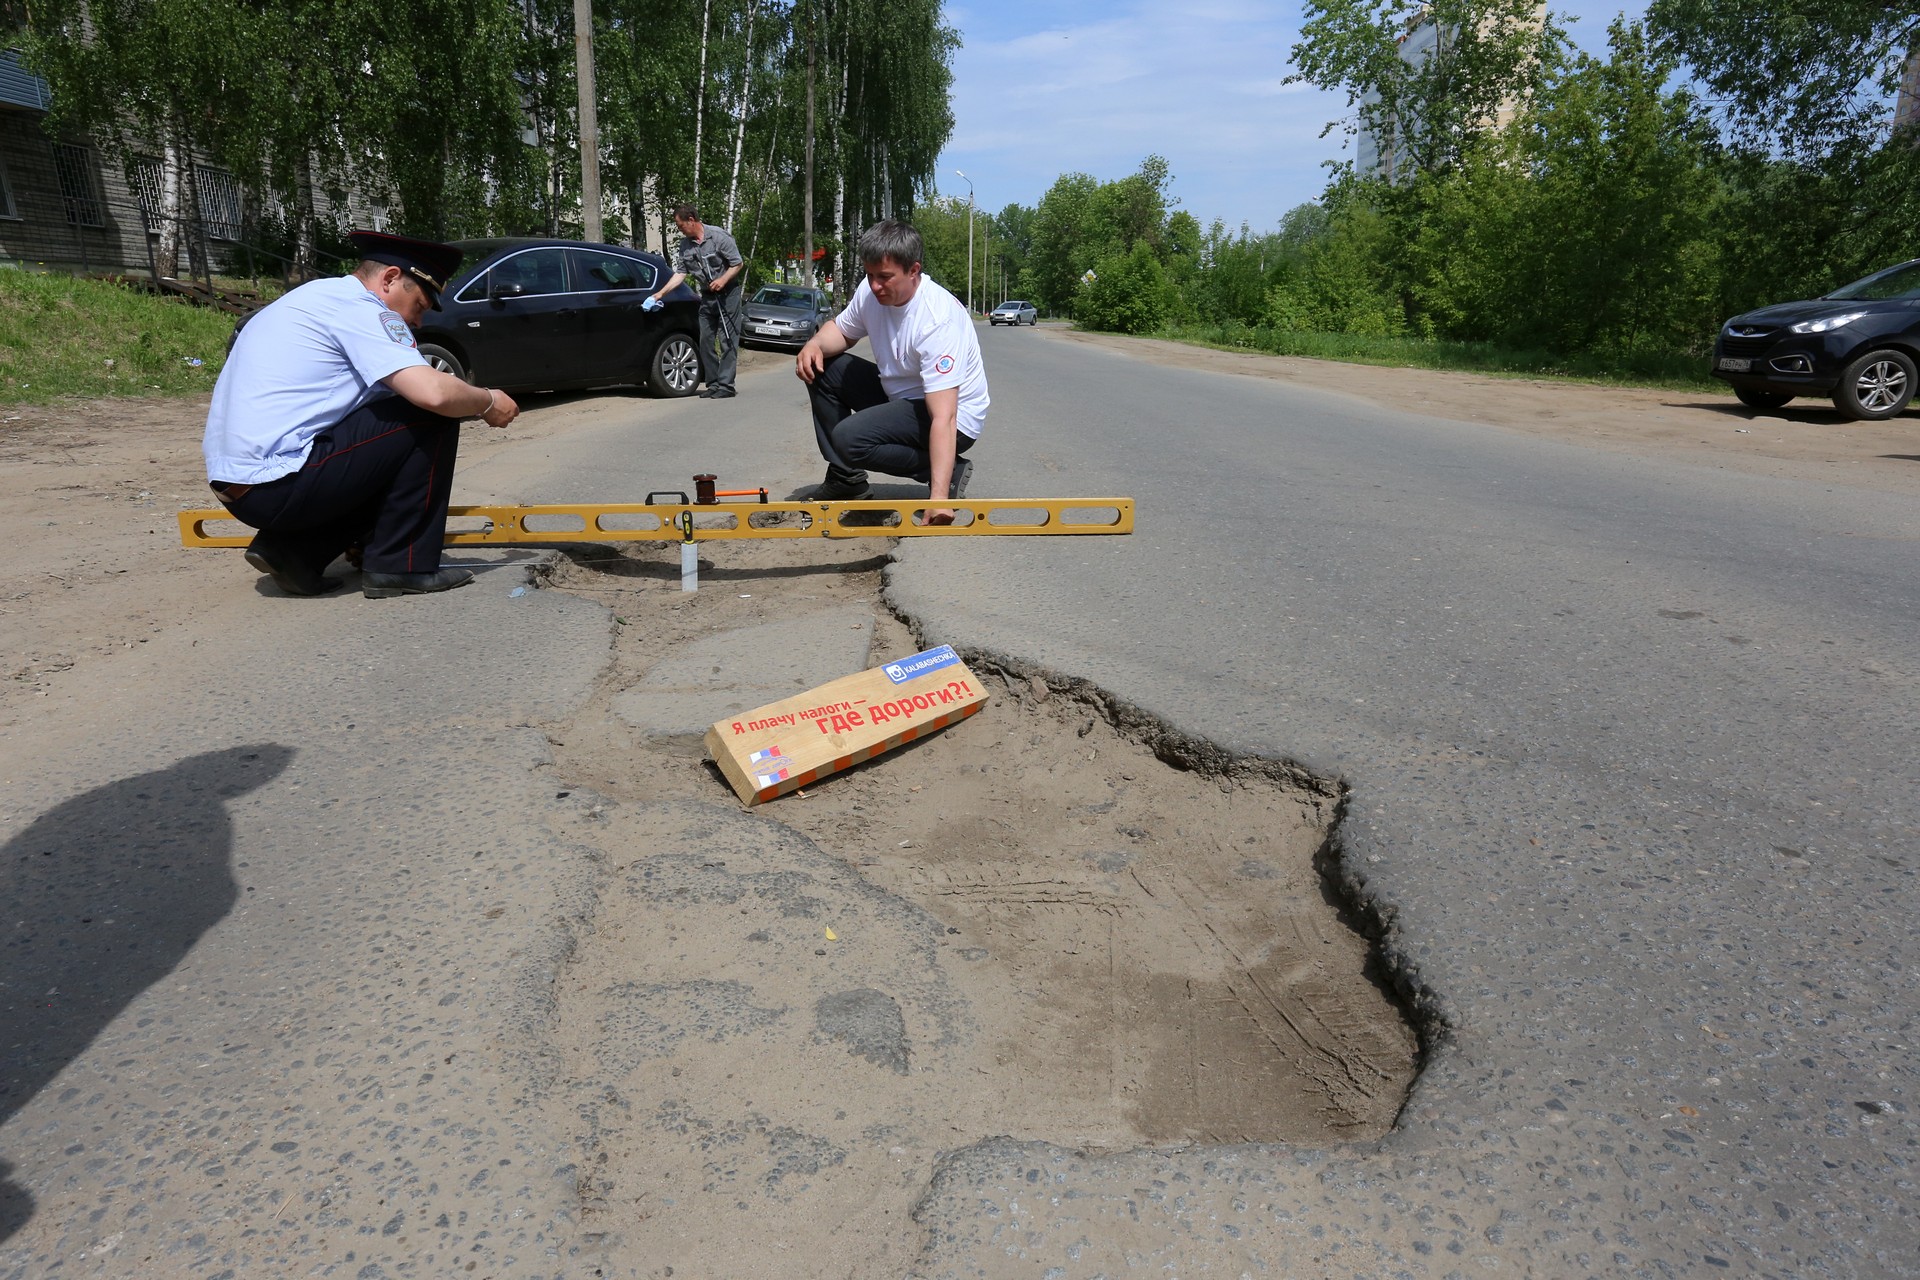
[648,202,745,398]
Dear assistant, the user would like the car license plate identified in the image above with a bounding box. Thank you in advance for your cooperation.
[1717,357,1751,372]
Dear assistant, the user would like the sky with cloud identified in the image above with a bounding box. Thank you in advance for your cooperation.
[933,1,1651,231]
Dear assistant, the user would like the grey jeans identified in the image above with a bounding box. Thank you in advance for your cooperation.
[699,287,743,391]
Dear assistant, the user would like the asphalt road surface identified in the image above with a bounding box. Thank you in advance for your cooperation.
[890,328,1920,1276]
[471,328,1920,1274]
[3,325,1915,1278]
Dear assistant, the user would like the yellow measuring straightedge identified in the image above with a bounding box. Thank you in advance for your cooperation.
[178,496,1134,549]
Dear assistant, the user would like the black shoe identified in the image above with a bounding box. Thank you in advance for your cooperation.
[948,456,973,500]
[702,386,737,398]
[362,568,476,599]
[244,537,341,596]
[815,476,873,501]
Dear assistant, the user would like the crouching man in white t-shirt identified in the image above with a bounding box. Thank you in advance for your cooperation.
[794,219,989,525]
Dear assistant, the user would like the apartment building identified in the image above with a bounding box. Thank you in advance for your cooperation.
[1352,3,1542,182]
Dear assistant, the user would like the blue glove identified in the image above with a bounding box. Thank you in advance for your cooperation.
[641,295,663,312]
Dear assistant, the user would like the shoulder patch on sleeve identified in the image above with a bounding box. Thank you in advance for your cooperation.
[379,310,417,347]
[933,354,955,375]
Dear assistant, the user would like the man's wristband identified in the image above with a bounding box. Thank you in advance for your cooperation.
[482,389,498,418]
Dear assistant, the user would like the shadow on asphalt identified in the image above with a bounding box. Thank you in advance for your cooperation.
[516,387,654,410]
[0,744,292,1244]
[556,542,892,583]
[1668,399,1919,426]
[782,483,951,502]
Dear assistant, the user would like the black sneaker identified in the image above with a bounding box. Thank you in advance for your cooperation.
[948,456,973,500]
[815,476,873,501]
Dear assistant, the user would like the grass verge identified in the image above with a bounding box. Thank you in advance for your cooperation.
[1148,321,1724,392]
[0,269,234,404]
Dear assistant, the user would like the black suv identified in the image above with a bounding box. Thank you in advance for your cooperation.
[1713,260,1920,420]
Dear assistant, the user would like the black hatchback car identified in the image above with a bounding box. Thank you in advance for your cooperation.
[1714,259,1920,420]
[413,238,704,396]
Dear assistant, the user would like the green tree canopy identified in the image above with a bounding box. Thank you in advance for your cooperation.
[1020,156,1185,312]
[1289,0,1567,177]
[1647,0,1920,152]
[1455,19,1719,352]
[1077,241,1169,334]
[1026,171,1099,311]
[15,0,959,287]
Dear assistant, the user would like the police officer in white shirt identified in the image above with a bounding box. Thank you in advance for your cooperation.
[203,230,520,598]
[794,219,989,525]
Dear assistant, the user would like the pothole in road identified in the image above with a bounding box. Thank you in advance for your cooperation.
[534,539,1420,1275]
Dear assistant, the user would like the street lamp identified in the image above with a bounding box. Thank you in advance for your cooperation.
[954,168,974,316]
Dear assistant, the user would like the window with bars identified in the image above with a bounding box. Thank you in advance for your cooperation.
[131,154,162,220]
[53,142,103,227]
[195,164,243,241]
[130,157,246,241]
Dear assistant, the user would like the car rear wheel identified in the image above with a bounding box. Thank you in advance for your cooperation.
[417,343,469,383]
[1832,348,1916,420]
[1734,387,1792,411]
[648,334,701,397]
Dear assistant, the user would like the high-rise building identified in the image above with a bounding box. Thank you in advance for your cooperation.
[1354,15,1441,182]
[1895,47,1920,134]
[1352,3,1542,182]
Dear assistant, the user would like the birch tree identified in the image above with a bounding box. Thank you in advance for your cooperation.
[692,0,712,201]
[726,0,761,224]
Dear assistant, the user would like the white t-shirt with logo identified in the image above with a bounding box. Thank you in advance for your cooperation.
[831,274,990,440]
[203,274,428,484]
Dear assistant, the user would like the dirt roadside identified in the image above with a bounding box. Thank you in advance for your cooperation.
[0,349,780,722]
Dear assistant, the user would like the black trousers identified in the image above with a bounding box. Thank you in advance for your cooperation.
[219,395,461,576]
[808,353,973,489]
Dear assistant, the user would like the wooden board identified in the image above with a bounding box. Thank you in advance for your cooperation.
[705,644,989,806]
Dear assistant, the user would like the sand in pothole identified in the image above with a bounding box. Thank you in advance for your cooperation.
[536,540,1417,1277]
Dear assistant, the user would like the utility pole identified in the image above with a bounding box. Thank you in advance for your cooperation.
[954,169,973,315]
[573,0,602,242]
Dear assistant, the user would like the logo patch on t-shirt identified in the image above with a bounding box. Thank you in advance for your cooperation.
[933,354,955,375]
[379,310,416,346]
